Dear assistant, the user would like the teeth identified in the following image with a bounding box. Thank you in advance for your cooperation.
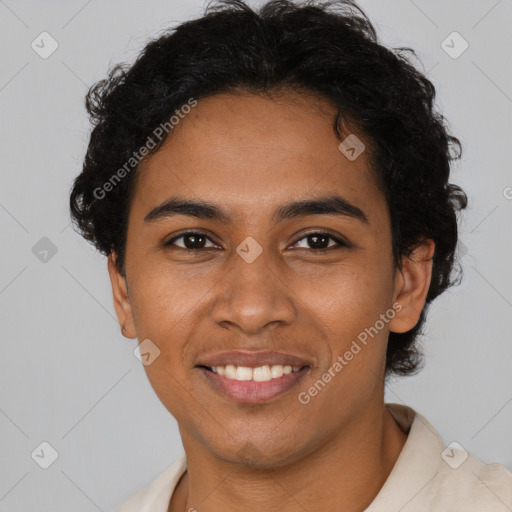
[253,365,271,381]
[271,365,284,378]
[236,366,253,381]
[209,364,303,381]
[225,364,237,379]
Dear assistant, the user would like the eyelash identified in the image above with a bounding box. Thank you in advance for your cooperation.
[164,230,347,252]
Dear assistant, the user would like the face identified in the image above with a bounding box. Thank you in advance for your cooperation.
[109,91,433,468]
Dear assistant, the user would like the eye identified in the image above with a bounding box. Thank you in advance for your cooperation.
[289,231,347,251]
[165,231,219,250]
[164,230,347,252]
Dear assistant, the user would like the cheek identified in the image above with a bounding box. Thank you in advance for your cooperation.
[129,263,206,332]
[298,266,394,413]
[299,265,395,397]
[127,269,201,411]
[303,259,394,337]
[125,274,195,395]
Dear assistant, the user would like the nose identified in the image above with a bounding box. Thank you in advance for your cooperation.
[210,245,297,335]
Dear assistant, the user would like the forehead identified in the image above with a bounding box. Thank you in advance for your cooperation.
[132,91,386,225]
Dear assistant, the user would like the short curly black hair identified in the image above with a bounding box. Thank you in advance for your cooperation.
[69,0,467,377]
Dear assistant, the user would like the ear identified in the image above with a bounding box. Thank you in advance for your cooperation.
[107,251,135,338]
[389,238,435,334]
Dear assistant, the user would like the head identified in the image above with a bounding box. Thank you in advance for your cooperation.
[70,0,467,467]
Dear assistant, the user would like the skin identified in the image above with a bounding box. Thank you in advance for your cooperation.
[108,90,435,512]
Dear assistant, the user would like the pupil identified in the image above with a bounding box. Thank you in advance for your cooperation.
[184,234,205,249]
[181,234,330,250]
[308,234,328,249]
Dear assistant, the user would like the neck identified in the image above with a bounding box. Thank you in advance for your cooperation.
[170,402,408,512]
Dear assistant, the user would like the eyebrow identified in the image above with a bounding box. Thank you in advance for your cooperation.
[144,194,369,225]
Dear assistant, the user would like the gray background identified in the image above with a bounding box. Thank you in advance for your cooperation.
[0,0,511,510]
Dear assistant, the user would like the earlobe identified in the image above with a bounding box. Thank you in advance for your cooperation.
[107,252,135,338]
[389,239,435,334]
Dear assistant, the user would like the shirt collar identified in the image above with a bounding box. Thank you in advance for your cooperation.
[364,403,445,511]
[138,403,444,511]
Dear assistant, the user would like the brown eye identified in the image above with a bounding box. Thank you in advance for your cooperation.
[290,232,346,251]
[165,232,218,250]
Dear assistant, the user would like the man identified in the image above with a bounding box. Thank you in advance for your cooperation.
[69,1,512,510]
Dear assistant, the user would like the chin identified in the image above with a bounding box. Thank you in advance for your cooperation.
[210,436,311,471]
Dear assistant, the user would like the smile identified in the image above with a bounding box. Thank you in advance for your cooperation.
[208,364,303,381]
[197,364,309,403]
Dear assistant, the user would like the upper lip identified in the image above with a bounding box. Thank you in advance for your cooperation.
[196,350,311,369]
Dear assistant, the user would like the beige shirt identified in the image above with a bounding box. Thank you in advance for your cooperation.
[113,403,512,511]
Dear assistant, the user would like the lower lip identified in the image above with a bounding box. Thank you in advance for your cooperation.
[198,367,309,404]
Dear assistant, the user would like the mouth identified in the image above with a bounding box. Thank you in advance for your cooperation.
[196,363,310,404]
